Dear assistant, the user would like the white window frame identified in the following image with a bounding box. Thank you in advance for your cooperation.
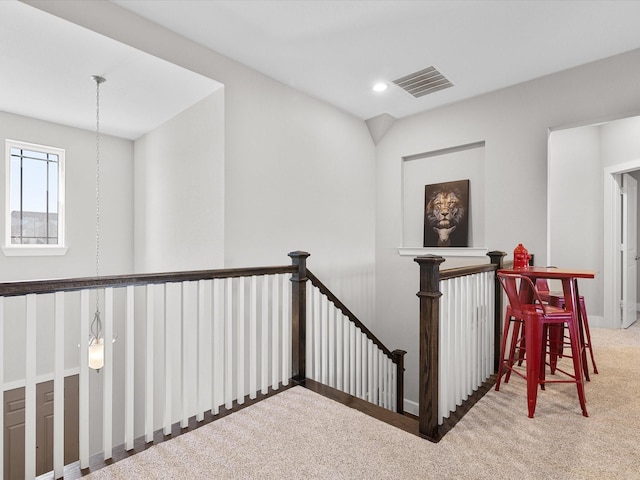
[3,139,67,256]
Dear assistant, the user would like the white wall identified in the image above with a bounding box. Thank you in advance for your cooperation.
[375,48,640,404]
[548,126,602,323]
[0,110,134,281]
[600,116,640,168]
[402,144,485,248]
[134,91,225,273]
[33,0,377,320]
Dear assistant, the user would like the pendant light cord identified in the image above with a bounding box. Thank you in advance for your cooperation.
[91,75,105,339]
[95,77,101,286]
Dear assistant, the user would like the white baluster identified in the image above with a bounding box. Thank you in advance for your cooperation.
[438,280,446,423]
[391,356,397,412]
[181,282,190,427]
[53,292,64,477]
[328,305,335,388]
[261,276,269,394]
[313,288,321,381]
[372,346,379,406]
[104,287,114,459]
[212,278,224,415]
[462,276,470,399]
[145,285,155,442]
[197,280,206,422]
[225,277,234,409]
[361,334,368,400]
[321,294,328,385]
[237,277,245,404]
[163,284,173,436]
[355,328,362,398]
[281,274,290,386]
[381,351,388,409]
[125,285,135,449]
[272,275,280,390]
[336,312,343,391]
[306,281,313,381]
[234,277,245,405]
[454,277,462,410]
[25,294,36,479]
[349,322,356,396]
[250,276,258,398]
[367,340,373,403]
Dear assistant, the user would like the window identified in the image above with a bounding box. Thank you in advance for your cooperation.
[4,140,66,256]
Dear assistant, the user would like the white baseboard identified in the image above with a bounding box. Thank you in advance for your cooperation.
[587,314,609,329]
[403,398,419,416]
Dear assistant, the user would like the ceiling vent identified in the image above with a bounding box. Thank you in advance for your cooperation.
[393,66,453,98]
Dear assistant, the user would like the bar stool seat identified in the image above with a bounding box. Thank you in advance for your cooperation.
[496,273,588,418]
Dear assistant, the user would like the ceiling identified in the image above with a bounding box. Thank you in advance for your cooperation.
[111,0,640,121]
[3,1,640,140]
[0,1,221,140]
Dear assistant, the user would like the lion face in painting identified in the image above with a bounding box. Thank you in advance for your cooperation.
[427,191,464,230]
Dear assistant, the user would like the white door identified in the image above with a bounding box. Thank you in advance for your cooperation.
[621,173,637,328]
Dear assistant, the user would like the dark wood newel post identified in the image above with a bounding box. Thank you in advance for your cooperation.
[289,251,310,385]
[414,254,445,441]
[391,349,407,414]
[487,251,506,373]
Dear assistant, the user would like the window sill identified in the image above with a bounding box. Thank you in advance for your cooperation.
[2,246,68,257]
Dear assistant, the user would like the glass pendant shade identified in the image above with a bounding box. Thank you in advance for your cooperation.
[88,336,104,370]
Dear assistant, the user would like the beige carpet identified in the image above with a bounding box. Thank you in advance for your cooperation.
[86,325,640,480]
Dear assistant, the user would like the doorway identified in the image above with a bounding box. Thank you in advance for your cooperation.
[549,116,640,329]
[604,163,640,329]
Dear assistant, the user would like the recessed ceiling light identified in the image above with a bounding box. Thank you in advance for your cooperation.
[373,82,387,92]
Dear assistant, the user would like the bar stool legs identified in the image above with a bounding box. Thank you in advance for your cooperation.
[496,273,589,418]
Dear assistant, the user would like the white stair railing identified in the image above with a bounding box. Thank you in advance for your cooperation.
[304,270,405,413]
[439,270,495,424]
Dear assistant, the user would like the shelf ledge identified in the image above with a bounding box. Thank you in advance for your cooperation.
[397,247,489,257]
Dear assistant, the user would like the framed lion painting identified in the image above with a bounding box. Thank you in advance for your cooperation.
[423,179,470,247]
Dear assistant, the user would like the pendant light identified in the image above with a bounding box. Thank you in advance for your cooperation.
[89,75,106,371]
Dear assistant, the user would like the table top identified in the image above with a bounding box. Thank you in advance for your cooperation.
[498,266,596,279]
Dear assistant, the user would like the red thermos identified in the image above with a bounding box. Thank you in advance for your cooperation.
[513,244,530,269]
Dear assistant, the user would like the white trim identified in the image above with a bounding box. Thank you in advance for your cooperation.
[603,158,640,329]
[4,139,66,254]
[397,247,488,257]
[403,397,419,417]
[2,367,81,392]
[2,246,68,256]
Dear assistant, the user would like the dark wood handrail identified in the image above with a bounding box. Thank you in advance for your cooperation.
[0,265,297,298]
[439,262,499,280]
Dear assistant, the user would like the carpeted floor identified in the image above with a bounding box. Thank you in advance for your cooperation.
[86,325,640,480]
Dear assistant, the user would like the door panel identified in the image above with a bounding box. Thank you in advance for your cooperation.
[4,390,25,480]
[3,375,79,479]
[622,173,637,328]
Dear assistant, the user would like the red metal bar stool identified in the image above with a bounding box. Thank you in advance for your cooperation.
[496,273,588,418]
[535,277,598,379]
